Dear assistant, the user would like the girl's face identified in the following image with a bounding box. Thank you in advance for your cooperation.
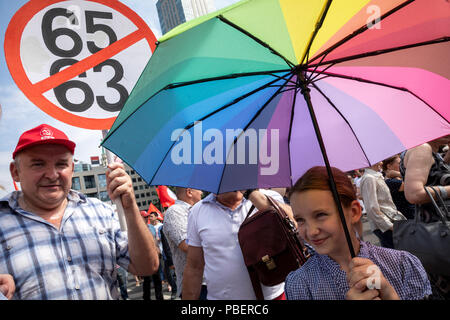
[290,189,361,257]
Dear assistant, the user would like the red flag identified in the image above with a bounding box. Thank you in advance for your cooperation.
[156,186,176,208]
[147,202,163,221]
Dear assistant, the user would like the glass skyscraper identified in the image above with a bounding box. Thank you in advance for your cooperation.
[156,0,216,34]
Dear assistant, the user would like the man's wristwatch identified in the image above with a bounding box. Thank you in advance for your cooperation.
[243,189,257,200]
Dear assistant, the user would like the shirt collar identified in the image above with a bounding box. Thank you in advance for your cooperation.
[364,168,383,178]
[316,241,369,269]
[202,193,246,213]
[174,199,192,209]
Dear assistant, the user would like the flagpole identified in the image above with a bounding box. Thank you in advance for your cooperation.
[102,130,127,232]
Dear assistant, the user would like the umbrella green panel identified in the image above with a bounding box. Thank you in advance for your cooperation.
[150,75,291,193]
[158,0,249,42]
[107,17,290,136]
[221,0,373,65]
[219,0,299,65]
[102,72,290,187]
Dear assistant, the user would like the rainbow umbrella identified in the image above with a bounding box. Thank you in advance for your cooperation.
[102,0,450,256]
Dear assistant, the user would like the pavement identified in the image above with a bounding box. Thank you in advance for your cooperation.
[122,214,379,300]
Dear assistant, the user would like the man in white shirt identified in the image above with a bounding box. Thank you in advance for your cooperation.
[360,162,406,248]
[162,187,204,298]
[182,189,292,300]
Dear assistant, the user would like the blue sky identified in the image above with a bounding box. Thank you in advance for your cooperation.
[0,0,238,194]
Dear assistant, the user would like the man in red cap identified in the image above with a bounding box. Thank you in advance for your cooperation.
[0,124,159,300]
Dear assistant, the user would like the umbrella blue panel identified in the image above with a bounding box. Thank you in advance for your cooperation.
[152,76,290,193]
[103,72,290,185]
[220,85,295,192]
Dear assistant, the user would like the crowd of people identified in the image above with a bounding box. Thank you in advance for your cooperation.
[0,124,449,300]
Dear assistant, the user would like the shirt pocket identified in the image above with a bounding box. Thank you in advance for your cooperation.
[65,225,116,275]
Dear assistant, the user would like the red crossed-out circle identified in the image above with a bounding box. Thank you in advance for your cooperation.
[4,0,157,130]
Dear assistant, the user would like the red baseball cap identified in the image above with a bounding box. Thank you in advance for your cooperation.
[13,124,76,159]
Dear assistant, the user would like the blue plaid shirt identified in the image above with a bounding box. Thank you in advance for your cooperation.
[285,241,431,300]
[0,191,130,300]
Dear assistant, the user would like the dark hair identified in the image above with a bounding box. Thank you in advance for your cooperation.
[149,212,158,217]
[381,155,399,172]
[291,166,356,208]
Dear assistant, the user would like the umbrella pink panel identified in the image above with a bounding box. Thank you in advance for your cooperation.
[315,65,450,122]
[310,0,407,60]
[317,76,450,150]
[316,0,449,64]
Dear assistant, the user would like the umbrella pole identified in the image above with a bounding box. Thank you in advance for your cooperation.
[297,72,356,258]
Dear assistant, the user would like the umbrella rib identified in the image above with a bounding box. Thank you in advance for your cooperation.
[147,72,293,186]
[307,62,336,83]
[310,82,372,166]
[216,75,294,194]
[297,72,356,258]
[308,37,449,68]
[306,51,331,83]
[310,75,331,83]
[300,0,333,66]
[191,72,293,126]
[217,15,296,69]
[101,70,291,147]
[310,70,450,124]
[166,69,293,90]
[307,0,415,65]
[102,43,165,143]
[287,87,300,187]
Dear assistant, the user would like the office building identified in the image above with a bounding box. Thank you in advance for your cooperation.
[72,163,160,212]
[156,0,216,34]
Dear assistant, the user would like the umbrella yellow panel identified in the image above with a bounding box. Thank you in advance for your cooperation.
[278,0,330,64]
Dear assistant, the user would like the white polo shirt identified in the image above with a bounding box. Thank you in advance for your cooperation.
[187,189,285,300]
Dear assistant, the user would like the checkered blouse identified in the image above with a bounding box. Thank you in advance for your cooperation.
[285,241,431,300]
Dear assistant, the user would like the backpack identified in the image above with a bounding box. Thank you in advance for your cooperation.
[238,196,309,300]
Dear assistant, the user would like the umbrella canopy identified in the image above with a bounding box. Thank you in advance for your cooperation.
[102,0,449,194]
